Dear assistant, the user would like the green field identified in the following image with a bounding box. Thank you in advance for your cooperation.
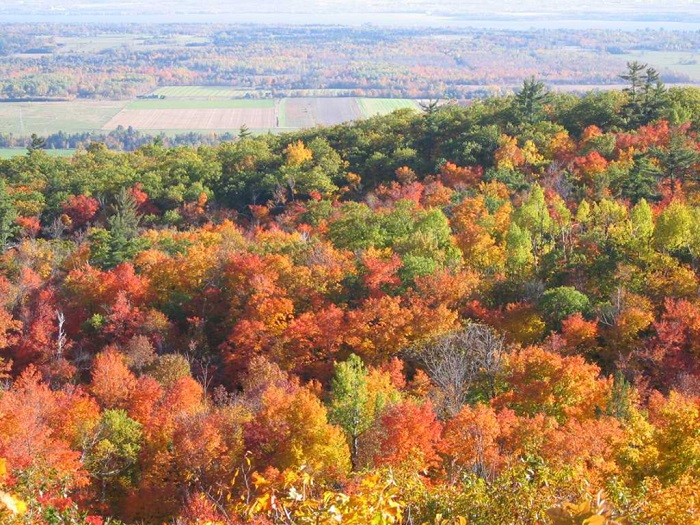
[277,98,287,128]
[623,51,700,81]
[358,98,421,117]
[152,86,271,98]
[0,148,75,159]
[0,101,127,135]
[128,99,275,109]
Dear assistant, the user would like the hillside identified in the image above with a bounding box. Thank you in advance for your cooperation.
[0,75,699,524]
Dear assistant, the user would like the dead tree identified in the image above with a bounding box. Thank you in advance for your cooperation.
[408,324,504,417]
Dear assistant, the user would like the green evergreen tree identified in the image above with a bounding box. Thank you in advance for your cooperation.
[653,131,700,190]
[621,153,662,204]
[620,62,668,127]
[27,133,46,153]
[514,76,551,125]
[606,371,633,421]
[0,179,17,251]
[238,124,252,139]
[90,188,145,268]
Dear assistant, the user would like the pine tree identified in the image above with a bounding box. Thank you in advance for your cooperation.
[620,62,668,127]
[0,180,17,251]
[514,76,550,125]
[26,133,46,153]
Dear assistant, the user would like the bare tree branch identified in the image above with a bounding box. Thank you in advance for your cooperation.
[407,324,504,417]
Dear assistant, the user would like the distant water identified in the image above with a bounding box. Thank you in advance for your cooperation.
[1,12,700,30]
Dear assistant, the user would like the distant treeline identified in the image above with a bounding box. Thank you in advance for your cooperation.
[1,24,699,101]
[0,96,70,102]
[0,126,240,151]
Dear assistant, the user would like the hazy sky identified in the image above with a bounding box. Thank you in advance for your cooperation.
[4,0,699,27]
[10,0,700,14]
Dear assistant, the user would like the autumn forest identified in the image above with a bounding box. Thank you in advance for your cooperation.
[0,63,699,524]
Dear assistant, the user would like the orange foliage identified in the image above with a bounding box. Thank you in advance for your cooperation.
[244,382,351,478]
[573,151,609,185]
[439,162,483,188]
[561,313,599,354]
[494,346,611,422]
[344,295,415,361]
[90,348,137,409]
[451,195,509,272]
[374,399,442,471]
[0,367,88,491]
[441,404,506,481]
[481,302,547,346]
[361,248,402,297]
[581,125,603,144]
[15,216,40,238]
[616,120,671,151]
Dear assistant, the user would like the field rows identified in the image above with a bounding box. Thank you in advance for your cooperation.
[103,108,277,130]
[127,99,276,110]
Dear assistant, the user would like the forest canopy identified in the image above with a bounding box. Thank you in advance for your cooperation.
[0,73,699,524]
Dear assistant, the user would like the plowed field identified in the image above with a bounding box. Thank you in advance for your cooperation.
[102,107,275,130]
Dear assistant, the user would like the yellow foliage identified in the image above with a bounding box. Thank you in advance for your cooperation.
[285,140,314,167]
[546,130,576,158]
[635,475,699,525]
[451,195,508,273]
[547,492,624,525]
[423,516,468,525]
[494,135,523,170]
[247,469,404,524]
[521,139,546,170]
[346,172,362,190]
[0,458,26,517]
[0,491,26,516]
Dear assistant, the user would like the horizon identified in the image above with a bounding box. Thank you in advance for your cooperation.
[4,0,700,27]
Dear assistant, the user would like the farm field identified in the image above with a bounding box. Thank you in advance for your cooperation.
[0,95,422,136]
[151,86,273,98]
[6,79,699,138]
[0,100,128,135]
[126,99,276,110]
[284,98,360,128]
[621,51,700,81]
[101,96,422,132]
[102,107,277,130]
[0,148,75,159]
[358,98,422,116]
[54,33,210,54]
